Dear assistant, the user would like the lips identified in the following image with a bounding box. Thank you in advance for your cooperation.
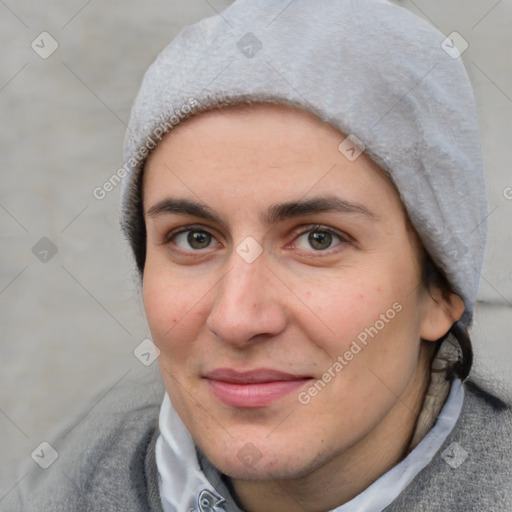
[204,368,312,408]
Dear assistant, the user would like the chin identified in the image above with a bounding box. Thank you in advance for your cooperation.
[201,438,328,482]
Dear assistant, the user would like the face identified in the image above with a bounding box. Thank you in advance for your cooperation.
[142,104,458,481]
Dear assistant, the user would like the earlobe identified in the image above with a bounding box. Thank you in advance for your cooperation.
[420,289,465,342]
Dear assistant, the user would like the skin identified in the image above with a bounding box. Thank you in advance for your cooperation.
[142,103,464,512]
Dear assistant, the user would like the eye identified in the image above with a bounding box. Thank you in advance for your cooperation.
[171,229,217,250]
[294,227,345,251]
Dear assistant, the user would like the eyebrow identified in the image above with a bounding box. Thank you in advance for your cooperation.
[146,195,376,225]
[265,196,377,223]
[146,198,225,225]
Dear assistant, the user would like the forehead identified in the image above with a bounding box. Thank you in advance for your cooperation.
[142,103,401,216]
[145,103,340,170]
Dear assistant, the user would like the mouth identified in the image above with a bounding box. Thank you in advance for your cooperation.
[203,368,313,408]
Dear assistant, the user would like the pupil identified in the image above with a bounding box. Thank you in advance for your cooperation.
[308,231,332,250]
[188,231,210,249]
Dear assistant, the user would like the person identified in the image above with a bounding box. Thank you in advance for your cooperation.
[6,0,512,511]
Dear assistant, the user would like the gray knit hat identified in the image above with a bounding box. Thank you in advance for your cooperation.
[120,0,487,326]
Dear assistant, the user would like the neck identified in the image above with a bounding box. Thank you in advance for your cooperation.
[229,349,433,512]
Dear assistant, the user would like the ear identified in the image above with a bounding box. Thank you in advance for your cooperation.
[420,287,465,342]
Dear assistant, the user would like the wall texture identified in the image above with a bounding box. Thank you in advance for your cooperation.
[0,0,511,500]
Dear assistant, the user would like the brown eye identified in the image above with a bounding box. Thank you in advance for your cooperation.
[187,230,211,249]
[172,229,215,250]
[308,231,333,250]
[295,227,345,252]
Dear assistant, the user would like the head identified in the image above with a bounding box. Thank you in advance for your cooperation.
[138,102,464,480]
[119,0,486,489]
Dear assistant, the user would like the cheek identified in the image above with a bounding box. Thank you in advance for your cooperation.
[142,268,209,357]
[295,255,423,377]
[292,270,423,433]
[294,268,405,345]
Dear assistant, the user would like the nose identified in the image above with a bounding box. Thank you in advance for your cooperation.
[206,252,287,347]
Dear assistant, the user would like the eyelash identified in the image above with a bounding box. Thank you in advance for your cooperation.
[164,224,351,255]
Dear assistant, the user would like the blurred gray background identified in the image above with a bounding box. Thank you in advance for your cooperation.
[1,0,511,502]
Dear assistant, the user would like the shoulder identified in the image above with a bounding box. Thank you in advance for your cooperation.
[4,367,165,512]
[456,377,512,468]
[388,376,512,512]
[463,377,511,415]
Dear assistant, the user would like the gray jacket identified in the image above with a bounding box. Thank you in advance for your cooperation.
[3,367,512,511]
